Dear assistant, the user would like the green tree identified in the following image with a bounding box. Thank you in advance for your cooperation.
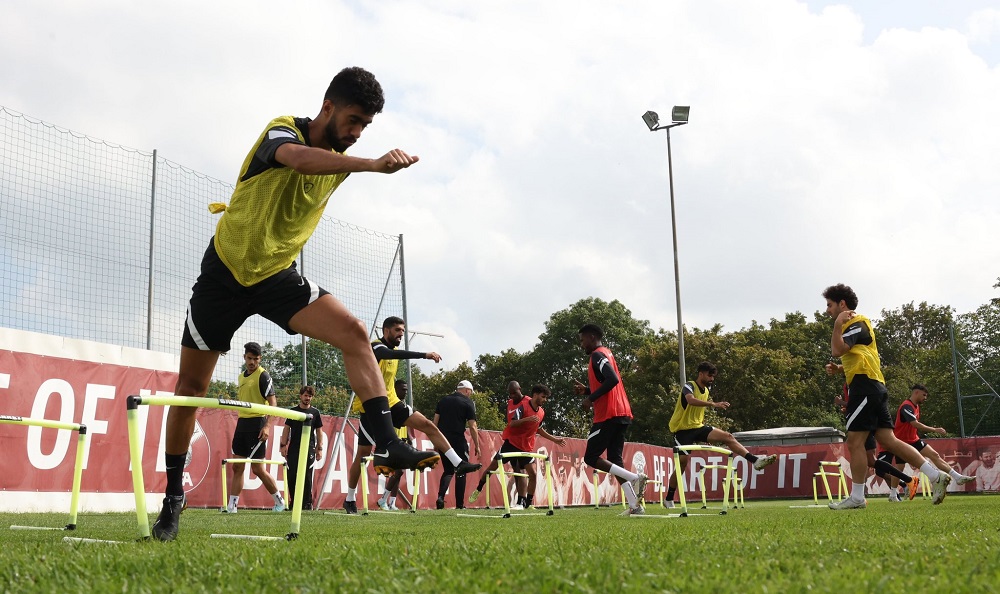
[877,302,960,433]
[520,298,654,438]
[263,339,350,392]
[474,348,530,417]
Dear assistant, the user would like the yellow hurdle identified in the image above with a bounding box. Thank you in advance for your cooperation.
[1,415,88,531]
[493,452,555,518]
[219,458,290,511]
[483,469,529,509]
[673,445,735,517]
[812,461,848,504]
[126,395,312,541]
[698,464,744,510]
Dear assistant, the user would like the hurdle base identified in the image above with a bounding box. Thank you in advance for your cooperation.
[502,513,511,519]
[285,532,298,541]
[65,524,76,530]
[546,510,554,516]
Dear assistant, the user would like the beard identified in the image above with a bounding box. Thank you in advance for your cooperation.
[324,119,353,153]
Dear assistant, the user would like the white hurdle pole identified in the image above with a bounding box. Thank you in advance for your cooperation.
[126,395,311,541]
[673,445,734,517]
[1,415,88,531]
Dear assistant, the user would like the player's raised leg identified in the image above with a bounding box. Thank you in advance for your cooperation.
[289,294,439,473]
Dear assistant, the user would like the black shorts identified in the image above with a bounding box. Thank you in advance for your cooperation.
[181,239,330,352]
[232,417,267,458]
[844,389,894,433]
[357,402,413,447]
[673,425,715,449]
[894,439,927,464]
[865,431,877,451]
[585,420,630,467]
[496,440,530,471]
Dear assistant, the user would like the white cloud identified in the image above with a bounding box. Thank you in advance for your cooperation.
[3,0,999,370]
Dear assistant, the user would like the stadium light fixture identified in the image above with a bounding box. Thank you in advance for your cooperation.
[642,106,690,388]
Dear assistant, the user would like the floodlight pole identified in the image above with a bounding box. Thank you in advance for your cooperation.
[644,108,690,389]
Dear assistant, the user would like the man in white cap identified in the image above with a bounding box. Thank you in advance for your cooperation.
[433,380,481,509]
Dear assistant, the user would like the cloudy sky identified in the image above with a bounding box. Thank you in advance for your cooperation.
[3,1,999,372]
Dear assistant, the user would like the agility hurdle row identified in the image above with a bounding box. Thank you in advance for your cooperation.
[480,469,529,509]
[219,458,290,511]
[1,415,88,531]
[356,455,410,514]
[698,463,744,510]
[473,451,555,518]
[126,395,313,541]
[674,445,736,516]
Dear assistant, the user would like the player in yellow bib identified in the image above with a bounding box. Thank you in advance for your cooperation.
[342,317,481,514]
[223,342,286,513]
[823,283,951,510]
[152,68,439,541]
[663,361,777,508]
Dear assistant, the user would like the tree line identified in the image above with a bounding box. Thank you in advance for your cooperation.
[207,281,1000,446]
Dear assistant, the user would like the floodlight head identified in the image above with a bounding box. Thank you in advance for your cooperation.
[671,106,690,123]
[642,110,660,131]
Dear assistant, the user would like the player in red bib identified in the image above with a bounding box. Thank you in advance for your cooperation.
[573,324,648,516]
[469,384,565,508]
[889,384,974,491]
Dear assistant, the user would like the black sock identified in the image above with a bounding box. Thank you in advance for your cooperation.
[525,494,534,506]
[361,397,400,448]
[666,486,676,500]
[743,453,759,464]
[874,459,910,483]
[165,453,187,497]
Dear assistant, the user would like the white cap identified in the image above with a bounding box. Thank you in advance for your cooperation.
[456,380,474,392]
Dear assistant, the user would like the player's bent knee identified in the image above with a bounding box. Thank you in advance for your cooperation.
[583,452,602,468]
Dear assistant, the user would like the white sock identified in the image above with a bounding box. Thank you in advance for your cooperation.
[273,492,283,505]
[608,464,639,482]
[623,482,638,507]
[919,462,940,482]
[346,487,357,502]
[851,482,865,501]
[445,448,463,466]
[388,497,396,506]
[228,495,239,509]
[949,469,963,481]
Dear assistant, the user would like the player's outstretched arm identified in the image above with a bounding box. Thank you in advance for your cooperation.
[275,143,418,175]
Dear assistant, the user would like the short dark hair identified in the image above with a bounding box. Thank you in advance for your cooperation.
[531,384,551,397]
[822,284,859,310]
[244,342,262,356]
[383,316,405,329]
[697,361,717,374]
[325,67,385,114]
[394,379,407,388]
[911,384,929,394]
[579,324,604,340]
[300,385,315,396]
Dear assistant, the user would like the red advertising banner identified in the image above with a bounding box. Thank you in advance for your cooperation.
[2,329,998,513]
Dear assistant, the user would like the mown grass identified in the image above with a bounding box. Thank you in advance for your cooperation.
[1,495,998,593]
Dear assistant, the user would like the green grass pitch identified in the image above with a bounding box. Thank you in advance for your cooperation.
[1,495,998,593]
